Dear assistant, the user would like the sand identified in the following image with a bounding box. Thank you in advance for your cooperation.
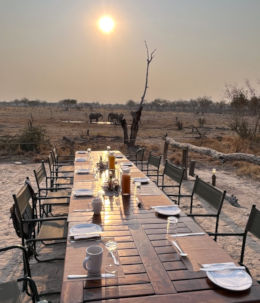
[0,162,259,302]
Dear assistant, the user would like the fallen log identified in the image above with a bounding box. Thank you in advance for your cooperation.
[164,136,260,165]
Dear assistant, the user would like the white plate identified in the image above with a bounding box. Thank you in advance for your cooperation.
[69,223,102,237]
[76,169,90,174]
[154,205,181,216]
[75,158,87,162]
[206,264,252,291]
[74,189,93,197]
[133,177,150,184]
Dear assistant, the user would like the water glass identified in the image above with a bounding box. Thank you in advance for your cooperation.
[166,216,178,238]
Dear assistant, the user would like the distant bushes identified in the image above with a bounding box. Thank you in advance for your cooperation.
[16,118,49,152]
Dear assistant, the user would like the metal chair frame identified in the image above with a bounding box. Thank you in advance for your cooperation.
[143,152,162,185]
[188,176,226,241]
[159,160,187,205]
[0,245,57,301]
[212,204,260,266]
[12,183,67,262]
[33,162,70,217]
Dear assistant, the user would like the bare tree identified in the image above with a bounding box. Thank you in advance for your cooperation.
[121,41,156,148]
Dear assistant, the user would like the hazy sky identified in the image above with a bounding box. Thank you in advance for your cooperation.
[0,0,260,103]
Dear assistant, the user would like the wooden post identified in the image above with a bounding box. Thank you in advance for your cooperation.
[189,160,196,177]
[163,140,169,164]
[182,148,188,180]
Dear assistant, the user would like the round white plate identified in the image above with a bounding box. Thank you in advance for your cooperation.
[70,223,102,236]
[154,205,181,216]
[207,269,252,291]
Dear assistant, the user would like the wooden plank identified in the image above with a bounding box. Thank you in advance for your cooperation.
[130,228,177,295]
[168,270,206,281]
[118,249,139,257]
[163,261,186,271]
[158,253,180,262]
[173,278,212,292]
[83,283,154,301]
[84,273,150,288]
[117,242,136,249]
[120,256,142,265]
[122,264,146,274]
[97,285,260,302]
[61,281,83,303]
[154,246,174,254]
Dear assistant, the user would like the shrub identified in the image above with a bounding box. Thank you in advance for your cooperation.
[16,118,49,152]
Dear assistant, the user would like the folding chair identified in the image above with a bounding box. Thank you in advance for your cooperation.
[0,245,53,302]
[51,147,74,173]
[11,183,67,262]
[213,204,260,269]
[188,176,226,241]
[47,154,73,188]
[33,162,70,216]
[127,147,145,170]
[159,160,186,205]
[142,152,162,185]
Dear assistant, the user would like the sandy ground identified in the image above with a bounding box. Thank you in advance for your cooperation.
[0,162,259,302]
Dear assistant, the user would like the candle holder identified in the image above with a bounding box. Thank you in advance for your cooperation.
[212,168,216,186]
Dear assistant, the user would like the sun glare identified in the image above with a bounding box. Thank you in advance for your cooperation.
[98,16,115,34]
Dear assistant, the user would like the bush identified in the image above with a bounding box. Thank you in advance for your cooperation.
[16,119,49,152]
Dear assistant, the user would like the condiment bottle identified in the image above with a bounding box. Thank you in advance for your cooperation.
[121,167,131,195]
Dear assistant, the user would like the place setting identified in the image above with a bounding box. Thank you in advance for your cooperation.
[66,235,124,281]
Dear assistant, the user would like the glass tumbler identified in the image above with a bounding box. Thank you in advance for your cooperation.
[166,216,178,239]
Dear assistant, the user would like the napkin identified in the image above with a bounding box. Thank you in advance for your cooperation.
[75,158,87,162]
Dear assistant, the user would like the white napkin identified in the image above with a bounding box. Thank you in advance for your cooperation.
[76,169,90,174]
[75,158,87,162]
[73,189,93,197]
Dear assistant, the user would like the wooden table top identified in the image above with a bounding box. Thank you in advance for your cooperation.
[61,151,260,303]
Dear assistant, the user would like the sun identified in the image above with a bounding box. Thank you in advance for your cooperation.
[98,16,115,34]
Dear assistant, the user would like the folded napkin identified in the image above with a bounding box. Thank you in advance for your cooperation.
[133,177,150,184]
[75,158,87,162]
[76,169,90,174]
[73,189,93,197]
[120,162,133,167]
[72,233,101,240]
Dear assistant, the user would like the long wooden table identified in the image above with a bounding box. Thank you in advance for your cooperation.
[61,151,260,302]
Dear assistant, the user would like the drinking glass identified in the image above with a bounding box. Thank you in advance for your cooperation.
[105,240,119,273]
[166,216,178,239]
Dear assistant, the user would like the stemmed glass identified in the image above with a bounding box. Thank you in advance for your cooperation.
[105,240,119,274]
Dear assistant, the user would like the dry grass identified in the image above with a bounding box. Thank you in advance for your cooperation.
[0,105,259,179]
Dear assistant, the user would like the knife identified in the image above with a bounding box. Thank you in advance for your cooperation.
[171,232,206,237]
[200,266,245,272]
[68,273,115,279]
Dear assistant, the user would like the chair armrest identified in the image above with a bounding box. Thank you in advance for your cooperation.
[23,216,67,223]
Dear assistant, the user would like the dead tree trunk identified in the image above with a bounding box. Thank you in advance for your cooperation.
[121,41,156,148]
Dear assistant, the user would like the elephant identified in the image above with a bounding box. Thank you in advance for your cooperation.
[108,113,124,124]
[89,112,103,123]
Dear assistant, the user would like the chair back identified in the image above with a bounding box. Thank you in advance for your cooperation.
[33,161,47,190]
[12,184,36,240]
[163,160,185,184]
[136,148,145,162]
[148,152,161,169]
[246,205,260,238]
[193,177,226,213]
